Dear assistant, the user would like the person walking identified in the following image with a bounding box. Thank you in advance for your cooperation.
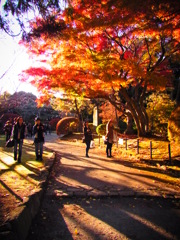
[33,117,45,161]
[106,120,114,158]
[4,120,12,142]
[12,116,26,163]
[83,121,92,158]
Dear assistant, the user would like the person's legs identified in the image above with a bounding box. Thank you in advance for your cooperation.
[39,142,43,160]
[106,144,109,157]
[86,140,90,157]
[109,143,112,157]
[14,140,17,160]
[35,142,39,160]
[6,133,10,141]
[18,140,23,162]
[106,142,111,157]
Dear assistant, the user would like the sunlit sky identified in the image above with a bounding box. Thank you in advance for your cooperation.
[0,0,39,96]
[0,32,39,95]
[0,0,67,97]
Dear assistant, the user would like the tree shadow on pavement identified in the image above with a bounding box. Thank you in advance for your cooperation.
[27,140,180,240]
[52,150,179,197]
[56,197,180,240]
[27,196,73,240]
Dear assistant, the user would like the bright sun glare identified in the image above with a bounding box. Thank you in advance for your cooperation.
[0,29,39,95]
[0,0,67,96]
[0,1,38,96]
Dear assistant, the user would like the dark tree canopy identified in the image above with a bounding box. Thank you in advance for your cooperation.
[0,0,65,36]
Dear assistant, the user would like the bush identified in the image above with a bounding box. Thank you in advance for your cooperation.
[96,124,106,136]
[147,92,175,137]
[118,119,127,133]
[168,106,180,143]
[69,121,79,132]
[56,117,79,135]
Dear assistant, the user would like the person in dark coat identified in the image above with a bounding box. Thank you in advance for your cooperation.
[106,120,114,158]
[33,117,45,161]
[4,120,12,142]
[83,121,92,157]
[12,116,26,163]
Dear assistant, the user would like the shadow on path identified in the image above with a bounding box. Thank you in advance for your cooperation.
[27,138,180,240]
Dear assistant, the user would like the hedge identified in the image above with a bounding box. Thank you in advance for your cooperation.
[56,117,79,135]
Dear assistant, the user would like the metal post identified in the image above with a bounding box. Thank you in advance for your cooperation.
[137,139,139,154]
[168,143,171,162]
[150,141,152,159]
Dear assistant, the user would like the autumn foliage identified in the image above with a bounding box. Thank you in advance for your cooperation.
[168,106,180,143]
[20,0,180,137]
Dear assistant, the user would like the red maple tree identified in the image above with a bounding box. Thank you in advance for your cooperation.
[20,0,180,136]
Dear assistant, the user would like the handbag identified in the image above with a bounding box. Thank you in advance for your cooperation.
[104,138,108,145]
[82,136,86,143]
[6,139,14,148]
[90,140,95,148]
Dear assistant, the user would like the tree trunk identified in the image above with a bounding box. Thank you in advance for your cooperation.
[175,78,180,105]
[125,113,134,135]
[118,86,148,137]
[74,98,83,132]
[126,101,146,137]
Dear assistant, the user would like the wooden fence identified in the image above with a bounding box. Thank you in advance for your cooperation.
[95,134,174,161]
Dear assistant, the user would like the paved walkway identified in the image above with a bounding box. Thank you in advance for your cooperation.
[44,134,180,198]
[1,133,180,240]
[27,134,180,240]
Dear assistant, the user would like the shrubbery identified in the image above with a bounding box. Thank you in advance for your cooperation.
[147,92,175,137]
[56,117,79,135]
[96,124,106,136]
[118,119,127,133]
[168,106,180,143]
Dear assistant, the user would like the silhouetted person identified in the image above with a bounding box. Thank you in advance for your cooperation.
[83,121,92,157]
[4,120,12,142]
[12,116,26,163]
[106,120,114,158]
[33,117,45,161]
